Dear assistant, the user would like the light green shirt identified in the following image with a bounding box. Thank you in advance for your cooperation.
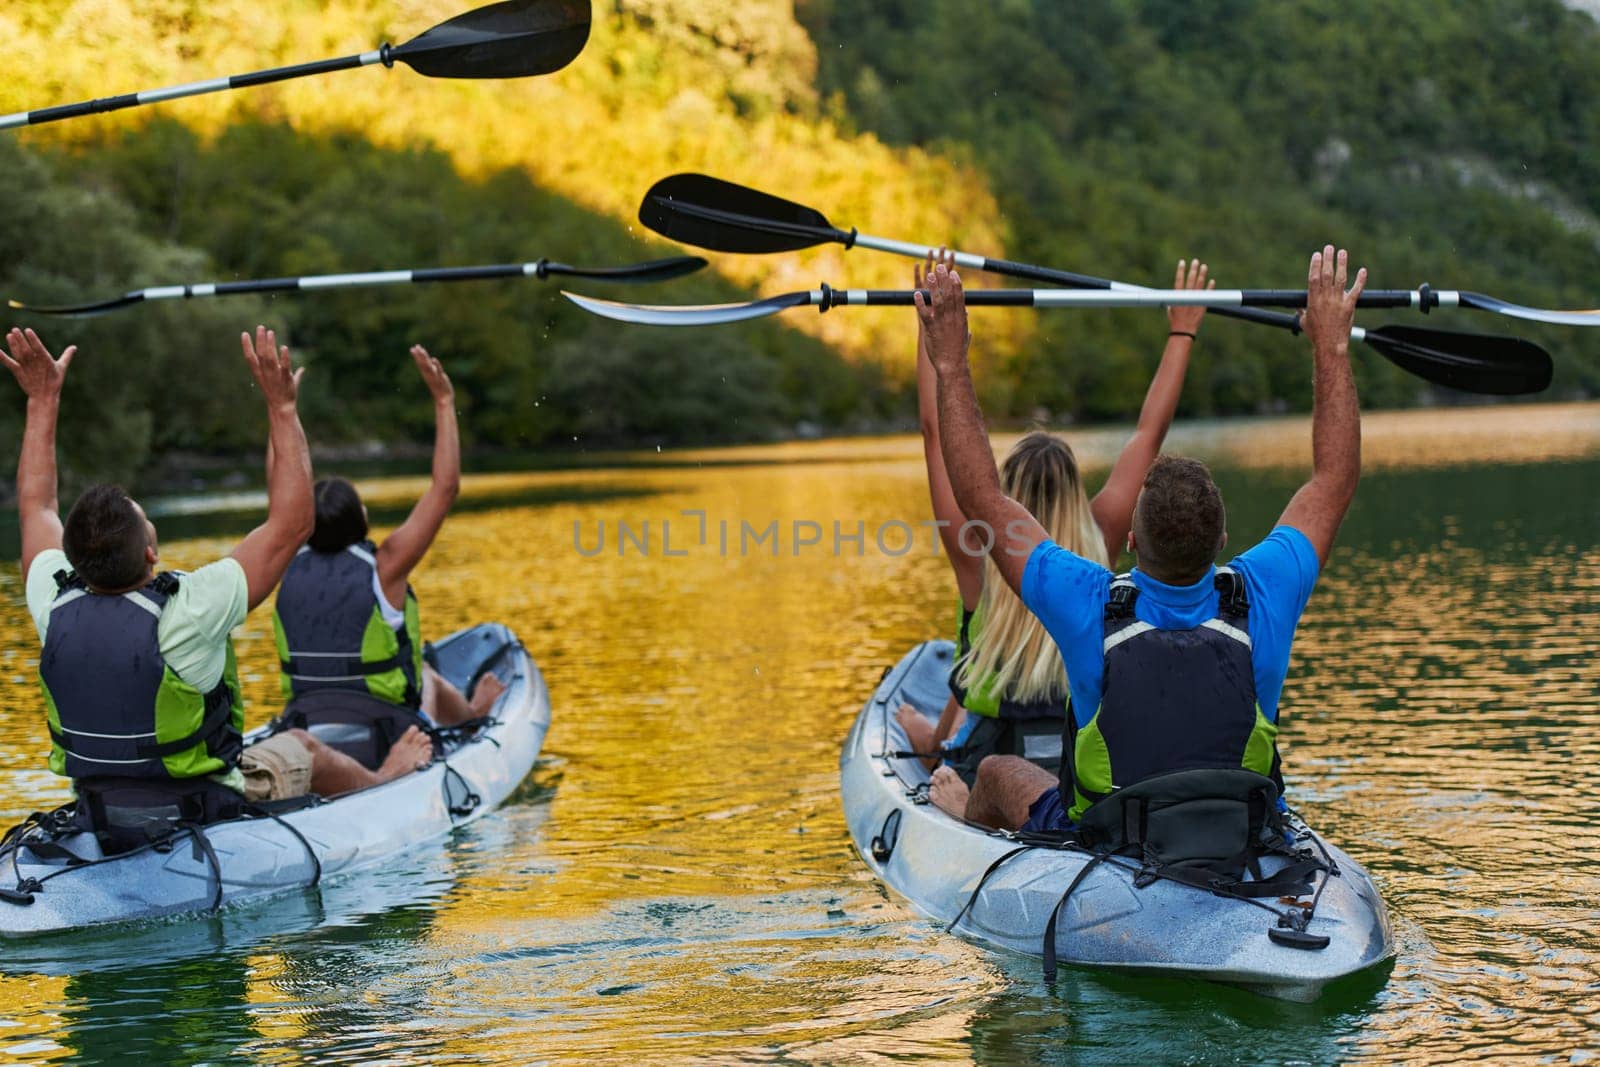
[27,549,251,791]
[26,548,249,691]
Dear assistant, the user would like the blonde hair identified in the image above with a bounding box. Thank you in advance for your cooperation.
[956,432,1108,705]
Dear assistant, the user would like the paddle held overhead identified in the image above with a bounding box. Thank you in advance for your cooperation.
[7,256,704,318]
[563,286,1554,396]
[632,173,1563,395]
[0,0,591,131]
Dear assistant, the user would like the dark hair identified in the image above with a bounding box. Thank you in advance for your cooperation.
[310,477,368,552]
[1132,456,1226,583]
[63,485,150,590]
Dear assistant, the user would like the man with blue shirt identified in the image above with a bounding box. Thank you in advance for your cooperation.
[916,245,1366,833]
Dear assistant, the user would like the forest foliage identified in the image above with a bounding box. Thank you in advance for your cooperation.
[1,0,1596,489]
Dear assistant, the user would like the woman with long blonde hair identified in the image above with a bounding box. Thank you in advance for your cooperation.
[897,250,1213,819]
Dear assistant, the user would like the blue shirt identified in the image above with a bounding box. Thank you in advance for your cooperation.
[1020,526,1321,730]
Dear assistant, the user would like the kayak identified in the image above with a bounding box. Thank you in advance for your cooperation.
[840,640,1395,1001]
[0,623,549,937]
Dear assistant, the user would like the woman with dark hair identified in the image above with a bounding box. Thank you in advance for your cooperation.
[271,345,502,764]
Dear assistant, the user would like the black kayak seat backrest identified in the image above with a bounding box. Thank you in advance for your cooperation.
[72,775,247,855]
[273,688,437,770]
[1075,767,1281,868]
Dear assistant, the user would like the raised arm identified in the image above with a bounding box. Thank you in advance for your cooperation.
[1277,246,1365,567]
[920,263,1047,597]
[230,326,313,609]
[915,250,983,608]
[376,345,460,606]
[2,329,77,578]
[1091,259,1211,561]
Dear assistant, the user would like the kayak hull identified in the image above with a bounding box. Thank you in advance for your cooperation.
[0,623,550,937]
[840,641,1395,1002]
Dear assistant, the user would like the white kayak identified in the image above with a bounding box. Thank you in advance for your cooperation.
[0,623,550,937]
[840,640,1395,1001]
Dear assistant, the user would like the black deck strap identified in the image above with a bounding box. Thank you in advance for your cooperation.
[1043,852,1112,982]
[947,845,1034,934]
[134,696,236,759]
[870,808,903,863]
[244,802,322,888]
[181,821,225,912]
[442,763,481,820]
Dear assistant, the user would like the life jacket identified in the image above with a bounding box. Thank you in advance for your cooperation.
[38,571,245,784]
[1062,567,1283,824]
[945,604,1067,784]
[273,541,423,708]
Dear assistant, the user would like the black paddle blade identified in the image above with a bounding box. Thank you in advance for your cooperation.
[639,174,845,254]
[6,293,143,317]
[542,256,707,284]
[391,0,590,79]
[1364,325,1553,396]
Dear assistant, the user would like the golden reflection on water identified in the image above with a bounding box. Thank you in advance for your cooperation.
[0,402,1594,1062]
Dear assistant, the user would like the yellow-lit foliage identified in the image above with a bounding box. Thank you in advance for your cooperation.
[1,0,1032,373]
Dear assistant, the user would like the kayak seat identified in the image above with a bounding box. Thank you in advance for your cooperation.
[72,775,248,856]
[270,689,439,770]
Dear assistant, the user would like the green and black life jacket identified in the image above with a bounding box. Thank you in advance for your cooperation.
[38,570,244,782]
[944,604,1068,784]
[273,541,423,708]
[1062,567,1283,824]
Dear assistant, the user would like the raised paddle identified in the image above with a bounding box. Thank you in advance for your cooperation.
[563,286,1554,397]
[636,174,1565,393]
[7,255,705,317]
[0,0,591,131]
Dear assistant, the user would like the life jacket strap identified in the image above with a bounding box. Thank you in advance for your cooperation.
[279,650,410,679]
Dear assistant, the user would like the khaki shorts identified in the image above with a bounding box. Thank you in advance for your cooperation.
[239,732,314,803]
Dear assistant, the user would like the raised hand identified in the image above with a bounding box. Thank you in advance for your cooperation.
[0,328,76,401]
[409,344,454,405]
[914,247,955,344]
[1166,258,1213,336]
[1302,246,1367,355]
[240,325,303,410]
[915,261,972,374]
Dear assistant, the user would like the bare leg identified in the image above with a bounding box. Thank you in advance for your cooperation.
[928,766,971,819]
[895,703,939,769]
[964,755,1057,830]
[421,665,503,727]
[293,727,434,797]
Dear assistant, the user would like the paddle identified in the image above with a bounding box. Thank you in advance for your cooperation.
[563,286,1553,396]
[7,255,705,318]
[637,174,1564,394]
[0,0,591,131]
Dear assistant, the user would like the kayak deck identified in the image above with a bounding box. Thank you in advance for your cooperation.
[839,641,1395,1001]
[0,623,550,938]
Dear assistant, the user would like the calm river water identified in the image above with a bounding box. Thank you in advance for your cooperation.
[0,403,1594,1064]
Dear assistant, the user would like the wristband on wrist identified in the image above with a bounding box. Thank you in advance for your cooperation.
[1168,330,1197,340]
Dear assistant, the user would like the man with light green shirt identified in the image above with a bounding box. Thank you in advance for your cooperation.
[4,325,433,827]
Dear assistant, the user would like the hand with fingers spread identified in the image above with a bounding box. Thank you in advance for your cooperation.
[409,344,454,406]
[915,261,972,376]
[1165,259,1213,338]
[240,325,304,411]
[1,328,77,402]
[1302,245,1367,356]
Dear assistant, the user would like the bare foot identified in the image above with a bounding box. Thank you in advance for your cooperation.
[468,674,506,715]
[929,766,971,820]
[895,703,938,768]
[375,727,434,784]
